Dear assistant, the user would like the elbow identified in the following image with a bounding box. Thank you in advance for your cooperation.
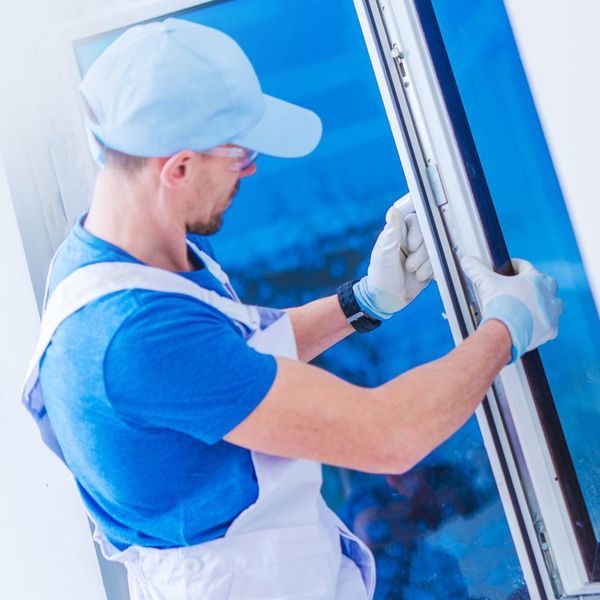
[374,425,420,475]
[394,456,419,475]
[379,443,419,475]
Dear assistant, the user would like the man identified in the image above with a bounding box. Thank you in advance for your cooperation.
[23,18,562,600]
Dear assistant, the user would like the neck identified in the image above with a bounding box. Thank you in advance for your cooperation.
[85,168,194,272]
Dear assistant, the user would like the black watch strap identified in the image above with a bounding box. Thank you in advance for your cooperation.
[337,280,382,334]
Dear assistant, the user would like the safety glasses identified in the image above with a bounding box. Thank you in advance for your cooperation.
[200,146,258,171]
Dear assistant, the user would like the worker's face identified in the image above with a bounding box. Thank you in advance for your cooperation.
[187,147,257,236]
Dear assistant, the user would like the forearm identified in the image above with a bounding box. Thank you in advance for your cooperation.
[227,251,560,475]
[375,319,512,472]
[286,295,354,363]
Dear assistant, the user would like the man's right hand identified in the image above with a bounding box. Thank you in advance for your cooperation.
[461,256,564,363]
[352,196,433,321]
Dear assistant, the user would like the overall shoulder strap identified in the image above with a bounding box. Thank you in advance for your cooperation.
[46,261,259,335]
[186,240,241,302]
[23,262,260,415]
[186,241,222,280]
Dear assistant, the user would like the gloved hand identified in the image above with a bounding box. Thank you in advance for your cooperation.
[461,256,564,363]
[353,196,433,320]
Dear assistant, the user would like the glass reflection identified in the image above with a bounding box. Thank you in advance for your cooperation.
[432,0,600,540]
[76,0,527,596]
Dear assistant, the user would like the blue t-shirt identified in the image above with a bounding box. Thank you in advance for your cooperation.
[39,215,277,550]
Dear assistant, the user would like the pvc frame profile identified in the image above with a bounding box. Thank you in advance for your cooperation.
[352,0,600,597]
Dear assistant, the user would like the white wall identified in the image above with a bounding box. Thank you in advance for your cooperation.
[503,0,600,313]
[0,154,108,599]
[0,0,131,594]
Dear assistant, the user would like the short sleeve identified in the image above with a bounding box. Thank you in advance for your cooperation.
[104,294,277,444]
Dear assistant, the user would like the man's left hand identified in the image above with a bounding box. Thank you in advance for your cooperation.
[353,195,433,320]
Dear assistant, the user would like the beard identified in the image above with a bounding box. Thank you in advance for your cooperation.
[187,179,240,236]
[188,213,223,236]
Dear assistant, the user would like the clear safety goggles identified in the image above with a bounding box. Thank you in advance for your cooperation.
[200,146,258,171]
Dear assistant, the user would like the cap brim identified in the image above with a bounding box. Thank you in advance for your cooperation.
[231,94,322,158]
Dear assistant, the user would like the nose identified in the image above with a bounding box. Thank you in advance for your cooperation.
[239,162,257,179]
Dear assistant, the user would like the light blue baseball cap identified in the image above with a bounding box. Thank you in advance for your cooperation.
[79,18,323,167]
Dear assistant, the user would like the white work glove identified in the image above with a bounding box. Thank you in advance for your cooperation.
[461,256,564,363]
[353,197,433,320]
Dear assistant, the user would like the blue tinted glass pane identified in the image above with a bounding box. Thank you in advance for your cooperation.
[431,0,600,539]
[75,1,526,596]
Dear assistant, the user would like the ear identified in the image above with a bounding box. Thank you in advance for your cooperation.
[159,150,197,189]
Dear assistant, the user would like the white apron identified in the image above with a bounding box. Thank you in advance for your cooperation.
[22,244,376,600]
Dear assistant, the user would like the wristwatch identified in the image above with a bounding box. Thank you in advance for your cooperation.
[337,280,382,334]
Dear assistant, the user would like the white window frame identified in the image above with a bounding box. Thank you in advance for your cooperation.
[351,0,600,597]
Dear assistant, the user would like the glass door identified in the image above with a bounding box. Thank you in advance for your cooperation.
[353,0,600,596]
[426,1,600,574]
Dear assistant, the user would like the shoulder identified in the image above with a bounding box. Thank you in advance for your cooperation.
[103,289,248,380]
[119,290,241,336]
[104,293,277,443]
[48,213,140,298]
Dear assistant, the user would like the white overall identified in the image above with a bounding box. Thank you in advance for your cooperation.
[22,244,376,600]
